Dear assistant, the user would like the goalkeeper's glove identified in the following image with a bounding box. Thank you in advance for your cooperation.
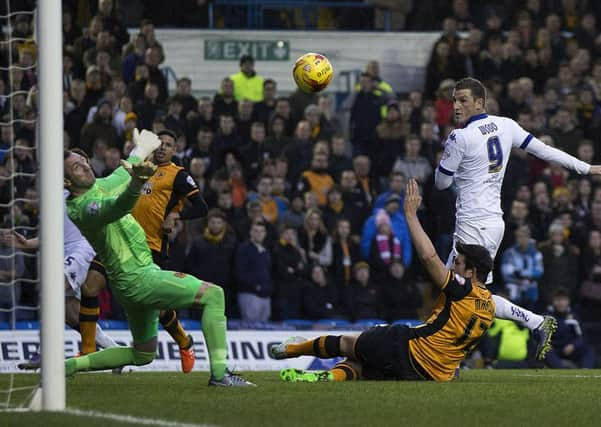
[120,160,157,182]
[130,128,161,160]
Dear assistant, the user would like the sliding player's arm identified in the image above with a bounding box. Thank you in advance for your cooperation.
[403,179,448,288]
[435,131,465,190]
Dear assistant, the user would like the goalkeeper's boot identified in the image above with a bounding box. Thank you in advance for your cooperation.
[180,334,195,374]
[208,369,256,387]
[534,315,558,360]
[18,352,40,371]
[280,368,333,383]
[269,336,307,360]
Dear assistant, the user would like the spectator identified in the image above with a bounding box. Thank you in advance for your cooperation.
[545,288,595,369]
[347,262,380,321]
[283,120,313,184]
[331,218,360,296]
[264,115,292,157]
[328,134,352,181]
[353,155,378,206]
[134,81,165,131]
[349,73,384,155]
[236,99,254,142]
[235,221,273,322]
[127,64,150,105]
[538,221,580,306]
[579,230,601,321]
[482,319,533,369]
[302,264,338,320]
[500,225,544,310]
[374,102,405,179]
[340,169,371,238]
[214,77,238,120]
[247,175,286,225]
[304,104,333,142]
[187,97,217,144]
[171,77,197,119]
[185,209,238,315]
[272,224,307,320]
[240,122,272,183]
[374,171,405,213]
[298,208,332,267]
[79,99,119,154]
[296,152,334,208]
[144,46,168,104]
[322,186,347,231]
[425,41,460,98]
[361,195,411,268]
[213,113,241,160]
[230,54,264,102]
[368,210,402,284]
[253,79,277,125]
[122,33,147,84]
[392,134,433,185]
[275,174,302,212]
[96,0,129,51]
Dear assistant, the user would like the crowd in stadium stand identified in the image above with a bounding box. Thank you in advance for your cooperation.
[1,1,601,367]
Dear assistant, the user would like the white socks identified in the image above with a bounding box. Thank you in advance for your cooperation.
[96,324,119,349]
[492,294,544,330]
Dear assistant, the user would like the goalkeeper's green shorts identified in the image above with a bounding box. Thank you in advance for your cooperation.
[112,265,204,343]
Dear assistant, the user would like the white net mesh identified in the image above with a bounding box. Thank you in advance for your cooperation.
[0,4,40,409]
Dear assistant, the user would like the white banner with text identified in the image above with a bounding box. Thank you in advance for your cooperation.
[0,330,353,373]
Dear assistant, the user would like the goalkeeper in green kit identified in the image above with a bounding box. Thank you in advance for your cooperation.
[63,129,254,386]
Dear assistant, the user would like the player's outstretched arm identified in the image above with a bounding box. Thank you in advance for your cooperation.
[78,161,158,225]
[522,136,591,175]
[403,179,448,288]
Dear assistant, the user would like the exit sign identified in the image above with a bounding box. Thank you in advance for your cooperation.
[204,40,290,61]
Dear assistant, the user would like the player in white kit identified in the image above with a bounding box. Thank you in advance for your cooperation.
[1,192,120,369]
[434,77,601,360]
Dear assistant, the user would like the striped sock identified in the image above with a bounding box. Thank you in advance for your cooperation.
[160,309,191,349]
[286,336,342,358]
[330,362,359,381]
[79,296,99,354]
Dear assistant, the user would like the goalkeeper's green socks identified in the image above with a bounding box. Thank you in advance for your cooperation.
[65,347,155,376]
[199,286,228,380]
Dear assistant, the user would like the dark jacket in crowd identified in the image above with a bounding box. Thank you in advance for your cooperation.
[235,240,273,297]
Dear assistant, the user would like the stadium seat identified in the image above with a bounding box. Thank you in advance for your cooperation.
[16,321,40,330]
[178,319,201,330]
[282,319,314,330]
[392,319,422,327]
[353,319,388,329]
[315,319,351,329]
[98,320,128,330]
[0,322,9,330]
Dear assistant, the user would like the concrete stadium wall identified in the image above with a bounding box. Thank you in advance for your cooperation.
[155,29,441,94]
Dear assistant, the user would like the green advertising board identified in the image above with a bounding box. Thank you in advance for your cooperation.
[204,39,290,61]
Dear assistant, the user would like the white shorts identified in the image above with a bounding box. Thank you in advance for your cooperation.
[64,249,95,300]
[445,219,505,284]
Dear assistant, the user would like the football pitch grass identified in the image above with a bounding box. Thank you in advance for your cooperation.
[2,369,601,426]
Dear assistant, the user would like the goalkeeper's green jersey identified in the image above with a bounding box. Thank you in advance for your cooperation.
[66,156,153,282]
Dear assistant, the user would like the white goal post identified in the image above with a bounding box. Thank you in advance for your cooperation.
[38,0,65,410]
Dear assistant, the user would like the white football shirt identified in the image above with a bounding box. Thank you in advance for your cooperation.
[64,190,95,258]
[437,113,590,224]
